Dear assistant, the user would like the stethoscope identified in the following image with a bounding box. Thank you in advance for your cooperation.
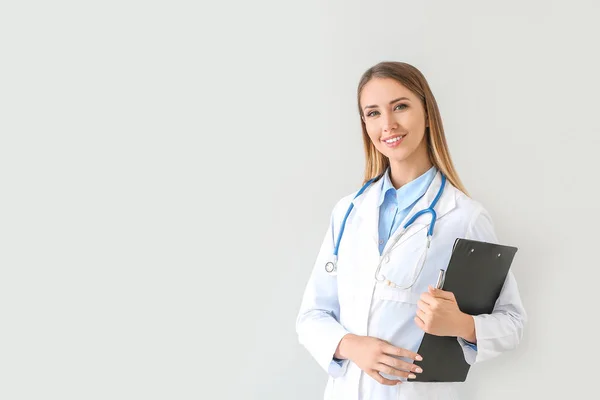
[325,173,447,290]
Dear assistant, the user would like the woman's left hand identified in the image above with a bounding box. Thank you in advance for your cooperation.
[415,286,474,339]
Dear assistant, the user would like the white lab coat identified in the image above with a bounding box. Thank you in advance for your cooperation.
[296,172,526,400]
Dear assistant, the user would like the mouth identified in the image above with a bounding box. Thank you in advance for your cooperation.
[381,134,406,148]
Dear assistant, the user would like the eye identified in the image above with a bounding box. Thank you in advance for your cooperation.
[394,103,408,111]
[366,110,380,117]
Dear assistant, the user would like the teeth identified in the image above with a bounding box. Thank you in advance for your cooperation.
[385,136,404,143]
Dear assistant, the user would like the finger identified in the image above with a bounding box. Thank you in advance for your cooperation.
[375,363,417,379]
[368,370,401,386]
[379,355,423,374]
[414,316,426,331]
[416,308,428,322]
[430,287,455,300]
[417,300,431,314]
[381,343,423,361]
[420,291,435,305]
[420,296,438,311]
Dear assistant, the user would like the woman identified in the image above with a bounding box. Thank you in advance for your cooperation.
[296,62,526,400]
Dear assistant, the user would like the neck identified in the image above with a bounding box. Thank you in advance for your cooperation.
[388,150,433,189]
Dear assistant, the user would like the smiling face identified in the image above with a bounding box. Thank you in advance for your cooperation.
[360,77,430,169]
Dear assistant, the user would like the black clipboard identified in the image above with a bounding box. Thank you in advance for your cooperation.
[412,238,518,382]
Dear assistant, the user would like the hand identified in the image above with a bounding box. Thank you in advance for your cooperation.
[335,334,424,386]
[415,286,475,339]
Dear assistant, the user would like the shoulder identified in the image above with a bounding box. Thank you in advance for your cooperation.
[451,185,488,219]
[329,178,381,223]
[448,184,497,243]
[329,190,359,221]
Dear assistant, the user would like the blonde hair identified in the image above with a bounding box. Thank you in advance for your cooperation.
[357,61,468,196]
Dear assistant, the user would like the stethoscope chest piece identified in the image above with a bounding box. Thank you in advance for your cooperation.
[325,259,337,275]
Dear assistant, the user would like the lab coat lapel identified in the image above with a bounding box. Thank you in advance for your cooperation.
[351,178,383,247]
[349,172,457,251]
[391,171,457,248]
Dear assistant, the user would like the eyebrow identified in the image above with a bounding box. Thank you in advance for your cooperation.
[363,97,410,110]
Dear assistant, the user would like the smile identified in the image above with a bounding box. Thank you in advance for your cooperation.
[381,134,406,147]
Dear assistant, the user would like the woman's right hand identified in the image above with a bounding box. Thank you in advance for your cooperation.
[335,334,424,386]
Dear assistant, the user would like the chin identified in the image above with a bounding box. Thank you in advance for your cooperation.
[388,156,412,164]
[383,150,412,163]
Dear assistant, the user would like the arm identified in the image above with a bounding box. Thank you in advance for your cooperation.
[295,202,351,378]
[456,206,528,365]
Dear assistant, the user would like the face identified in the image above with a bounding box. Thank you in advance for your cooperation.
[360,78,429,166]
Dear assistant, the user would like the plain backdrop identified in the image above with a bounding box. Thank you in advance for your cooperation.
[1,1,599,399]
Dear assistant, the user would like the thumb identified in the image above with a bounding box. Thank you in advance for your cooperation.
[429,285,454,300]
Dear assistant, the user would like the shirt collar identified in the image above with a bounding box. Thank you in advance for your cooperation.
[378,166,438,209]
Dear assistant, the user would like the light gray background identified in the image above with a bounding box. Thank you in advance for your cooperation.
[1,1,598,399]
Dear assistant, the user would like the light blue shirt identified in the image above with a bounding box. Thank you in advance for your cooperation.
[376,166,477,350]
[377,166,437,255]
[332,166,475,369]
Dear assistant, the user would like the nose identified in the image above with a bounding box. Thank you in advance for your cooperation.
[382,113,398,133]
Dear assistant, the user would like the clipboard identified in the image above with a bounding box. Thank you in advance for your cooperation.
[411,238,518,382]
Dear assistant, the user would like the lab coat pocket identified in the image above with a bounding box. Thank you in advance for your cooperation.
[377,237,426,290]
[369,284,424,362]
[375,231,423,291]
[373,285,421,304]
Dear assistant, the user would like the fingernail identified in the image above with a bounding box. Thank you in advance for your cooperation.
[408,373,416,379]
[415,367,423,373]
[415,355,423,361]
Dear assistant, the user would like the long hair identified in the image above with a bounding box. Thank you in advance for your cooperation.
[357,61,468,195]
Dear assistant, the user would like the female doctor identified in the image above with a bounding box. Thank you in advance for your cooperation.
[296,62,526,400]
